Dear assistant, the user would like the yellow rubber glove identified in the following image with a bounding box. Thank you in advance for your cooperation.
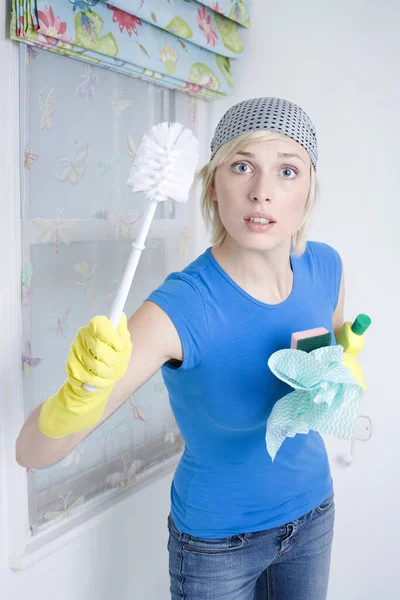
[342,351,366,391]
[38,313,132,438]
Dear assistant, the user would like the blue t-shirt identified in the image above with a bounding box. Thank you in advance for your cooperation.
[146,241,342,538]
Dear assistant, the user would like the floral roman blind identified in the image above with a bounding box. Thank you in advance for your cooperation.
[11,0,251,99]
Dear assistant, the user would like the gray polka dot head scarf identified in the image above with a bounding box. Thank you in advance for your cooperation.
[210,97,318,171]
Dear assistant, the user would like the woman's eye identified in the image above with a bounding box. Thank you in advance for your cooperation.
[233,162,251,173]
[280,166,298,178]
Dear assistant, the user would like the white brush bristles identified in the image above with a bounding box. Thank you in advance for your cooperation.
[127,122,199,203]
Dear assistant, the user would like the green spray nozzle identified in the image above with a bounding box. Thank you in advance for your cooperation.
[351,314,371,336]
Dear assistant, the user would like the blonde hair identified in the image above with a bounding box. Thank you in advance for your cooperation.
[198,130,320,256]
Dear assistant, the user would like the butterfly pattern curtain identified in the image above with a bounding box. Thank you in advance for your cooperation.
[20,46,200,534]
[11,0,251,100]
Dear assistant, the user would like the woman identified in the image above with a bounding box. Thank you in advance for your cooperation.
[16,97,349,599]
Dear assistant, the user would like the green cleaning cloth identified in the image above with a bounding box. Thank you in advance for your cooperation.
[266,344,364,461]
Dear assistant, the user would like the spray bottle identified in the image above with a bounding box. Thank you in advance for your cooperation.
[336,314,372,390]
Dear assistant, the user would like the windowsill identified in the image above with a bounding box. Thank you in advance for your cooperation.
[9,452,180,570]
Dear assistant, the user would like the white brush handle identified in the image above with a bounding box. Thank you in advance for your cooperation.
[84,200,159,392]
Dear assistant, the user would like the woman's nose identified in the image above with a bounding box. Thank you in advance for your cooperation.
[248,173,274,202]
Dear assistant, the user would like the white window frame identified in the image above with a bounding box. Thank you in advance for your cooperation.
[0,38,212,570]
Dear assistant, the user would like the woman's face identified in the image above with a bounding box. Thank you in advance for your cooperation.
[211,137,311,252]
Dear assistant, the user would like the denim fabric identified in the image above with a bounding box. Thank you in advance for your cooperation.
[167,494,335,600]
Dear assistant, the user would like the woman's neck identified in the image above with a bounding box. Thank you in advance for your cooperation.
[211,237,294,305]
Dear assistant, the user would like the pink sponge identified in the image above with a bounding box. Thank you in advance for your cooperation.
[291,327,331,351]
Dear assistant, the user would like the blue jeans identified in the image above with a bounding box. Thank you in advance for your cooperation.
[167,494,335,599]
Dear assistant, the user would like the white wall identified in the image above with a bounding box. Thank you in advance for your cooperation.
[0,473,173,599]
[1,1,399,599]
[211,0,399,597]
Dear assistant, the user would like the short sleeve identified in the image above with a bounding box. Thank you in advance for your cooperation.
[308,241,343,311]
[145,273,209,371]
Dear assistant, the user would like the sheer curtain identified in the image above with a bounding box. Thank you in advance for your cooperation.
[20,45,202,534]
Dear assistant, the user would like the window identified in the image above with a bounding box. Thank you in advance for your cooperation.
[14,45,207,556]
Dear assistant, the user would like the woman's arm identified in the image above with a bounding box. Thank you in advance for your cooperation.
[332,261,345,338]
[15,301,182,469]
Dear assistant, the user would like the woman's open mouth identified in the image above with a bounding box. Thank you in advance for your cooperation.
[243,216,276,233]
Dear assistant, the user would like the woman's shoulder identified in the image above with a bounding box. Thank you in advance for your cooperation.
[180,247,212,277]
[146,251,211,370]
[303,241,343,306]
[303,240,342,272]
[305,240,341,259]
[164,248,213,289]
[148,249,212,310]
